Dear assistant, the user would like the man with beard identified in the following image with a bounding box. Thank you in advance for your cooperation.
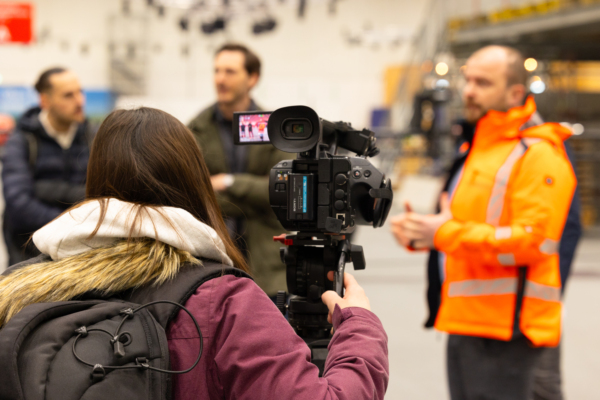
[187,44,289,298]
[391,46,579,400]
[2,68,92,265]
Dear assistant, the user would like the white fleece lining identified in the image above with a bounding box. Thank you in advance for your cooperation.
[33,199,233,266]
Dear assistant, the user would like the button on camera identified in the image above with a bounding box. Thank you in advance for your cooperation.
[364,170,371,178]
[335,189,345,199]
[334,200,345,211]
[335,174,347,185]
[353,170,361,178]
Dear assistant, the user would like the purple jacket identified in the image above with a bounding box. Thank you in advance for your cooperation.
[167,275,389,399]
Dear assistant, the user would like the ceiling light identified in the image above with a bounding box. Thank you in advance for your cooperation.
[201,17,226,35]
[435,62,449,76]
[435,79,450,89]
[179,17,189,31]
[530,80,546,94]
[524,58,538,72]
[252,18,277,35]
[572,123,584,135]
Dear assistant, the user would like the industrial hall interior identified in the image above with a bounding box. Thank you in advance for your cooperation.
[0,0,599,399]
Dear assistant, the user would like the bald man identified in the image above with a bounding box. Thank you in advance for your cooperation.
[391,46,579,399]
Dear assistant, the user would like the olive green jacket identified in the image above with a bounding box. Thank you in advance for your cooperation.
[188,104,290,296]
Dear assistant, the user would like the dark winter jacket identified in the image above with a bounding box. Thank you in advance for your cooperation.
[424,121,582,328]
[188,104,291,296]
[1,107,92,265]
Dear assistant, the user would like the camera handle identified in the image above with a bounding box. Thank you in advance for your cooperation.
[334,239,365,296]
[335,249,346,297]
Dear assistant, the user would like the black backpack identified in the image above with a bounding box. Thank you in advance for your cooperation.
[0,258,251,400]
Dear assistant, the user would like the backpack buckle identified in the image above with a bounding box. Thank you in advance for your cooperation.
[136,357,150,370]
[112,336,126,358]
[119,308,134,319]
[91,364,105,382]
[75,326,88,337]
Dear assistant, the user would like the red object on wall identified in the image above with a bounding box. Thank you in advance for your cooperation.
[0,3,34,44]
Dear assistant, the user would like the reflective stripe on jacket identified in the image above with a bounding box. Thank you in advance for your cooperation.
[433,97,576,347]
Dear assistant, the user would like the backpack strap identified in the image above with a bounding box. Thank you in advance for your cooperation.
[121,261,252,329]
[23,131,38,169]
[79,120,94,149]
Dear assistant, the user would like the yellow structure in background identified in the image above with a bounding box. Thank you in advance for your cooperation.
[488,0,561,24]
[383,65,421,107]
[448,0,600,32]
[549,62,600,93]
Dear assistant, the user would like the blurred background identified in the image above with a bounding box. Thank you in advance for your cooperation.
[0,0,599,398]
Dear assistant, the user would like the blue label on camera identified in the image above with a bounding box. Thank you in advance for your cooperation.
[303,176,307,213]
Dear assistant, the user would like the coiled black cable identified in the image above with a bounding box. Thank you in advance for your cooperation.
[72,300,203,375]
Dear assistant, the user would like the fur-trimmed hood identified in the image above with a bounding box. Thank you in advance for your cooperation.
[0,199,233,326]
[33,198,233,265]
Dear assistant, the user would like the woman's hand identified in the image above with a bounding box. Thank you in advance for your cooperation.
[321,272,370,323]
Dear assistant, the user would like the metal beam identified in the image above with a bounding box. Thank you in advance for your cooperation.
[451,5,600,44]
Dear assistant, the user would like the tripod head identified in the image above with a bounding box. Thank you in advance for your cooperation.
[274,233,365,375]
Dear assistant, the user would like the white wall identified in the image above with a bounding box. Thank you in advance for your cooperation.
[0,0,428,128]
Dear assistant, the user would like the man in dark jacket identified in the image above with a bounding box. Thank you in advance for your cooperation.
[188,44,289,297]
[2,67,92,265]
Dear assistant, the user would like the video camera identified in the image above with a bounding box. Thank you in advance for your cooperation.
[234,106,393,374]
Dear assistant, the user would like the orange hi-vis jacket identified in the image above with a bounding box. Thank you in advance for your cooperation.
[433,97,576,347]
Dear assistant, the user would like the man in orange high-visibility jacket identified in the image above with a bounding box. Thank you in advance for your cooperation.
[391,46,577,400]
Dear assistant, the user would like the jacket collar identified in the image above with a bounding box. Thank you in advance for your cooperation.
[17,106,89,146]
[473,96,537,148]
[213,99,259,123]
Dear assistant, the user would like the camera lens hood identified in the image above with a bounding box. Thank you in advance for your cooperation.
[268,106,321,153]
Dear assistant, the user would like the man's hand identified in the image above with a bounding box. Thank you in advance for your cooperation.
[210,174,234,192]
[390,193,453,250]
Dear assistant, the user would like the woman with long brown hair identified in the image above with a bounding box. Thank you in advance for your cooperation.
[0,107,388,399]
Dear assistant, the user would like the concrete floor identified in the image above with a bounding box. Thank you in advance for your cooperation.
[352,224,600,400]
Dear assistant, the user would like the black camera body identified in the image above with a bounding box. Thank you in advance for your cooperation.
[270,156,388,235]
[262,105,392,235]
[233,105,392,375]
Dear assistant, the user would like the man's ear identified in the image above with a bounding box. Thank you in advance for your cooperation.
[248,73,259,90]
[508,84,527,108]
[39,93,50,110]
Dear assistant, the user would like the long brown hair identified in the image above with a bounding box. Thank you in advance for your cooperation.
[85,107,249,272]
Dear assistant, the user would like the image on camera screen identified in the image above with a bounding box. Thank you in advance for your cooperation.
[238,113,271,143]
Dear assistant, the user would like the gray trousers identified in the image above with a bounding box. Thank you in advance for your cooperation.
[533,343,563,400]
[447,334,545,400]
